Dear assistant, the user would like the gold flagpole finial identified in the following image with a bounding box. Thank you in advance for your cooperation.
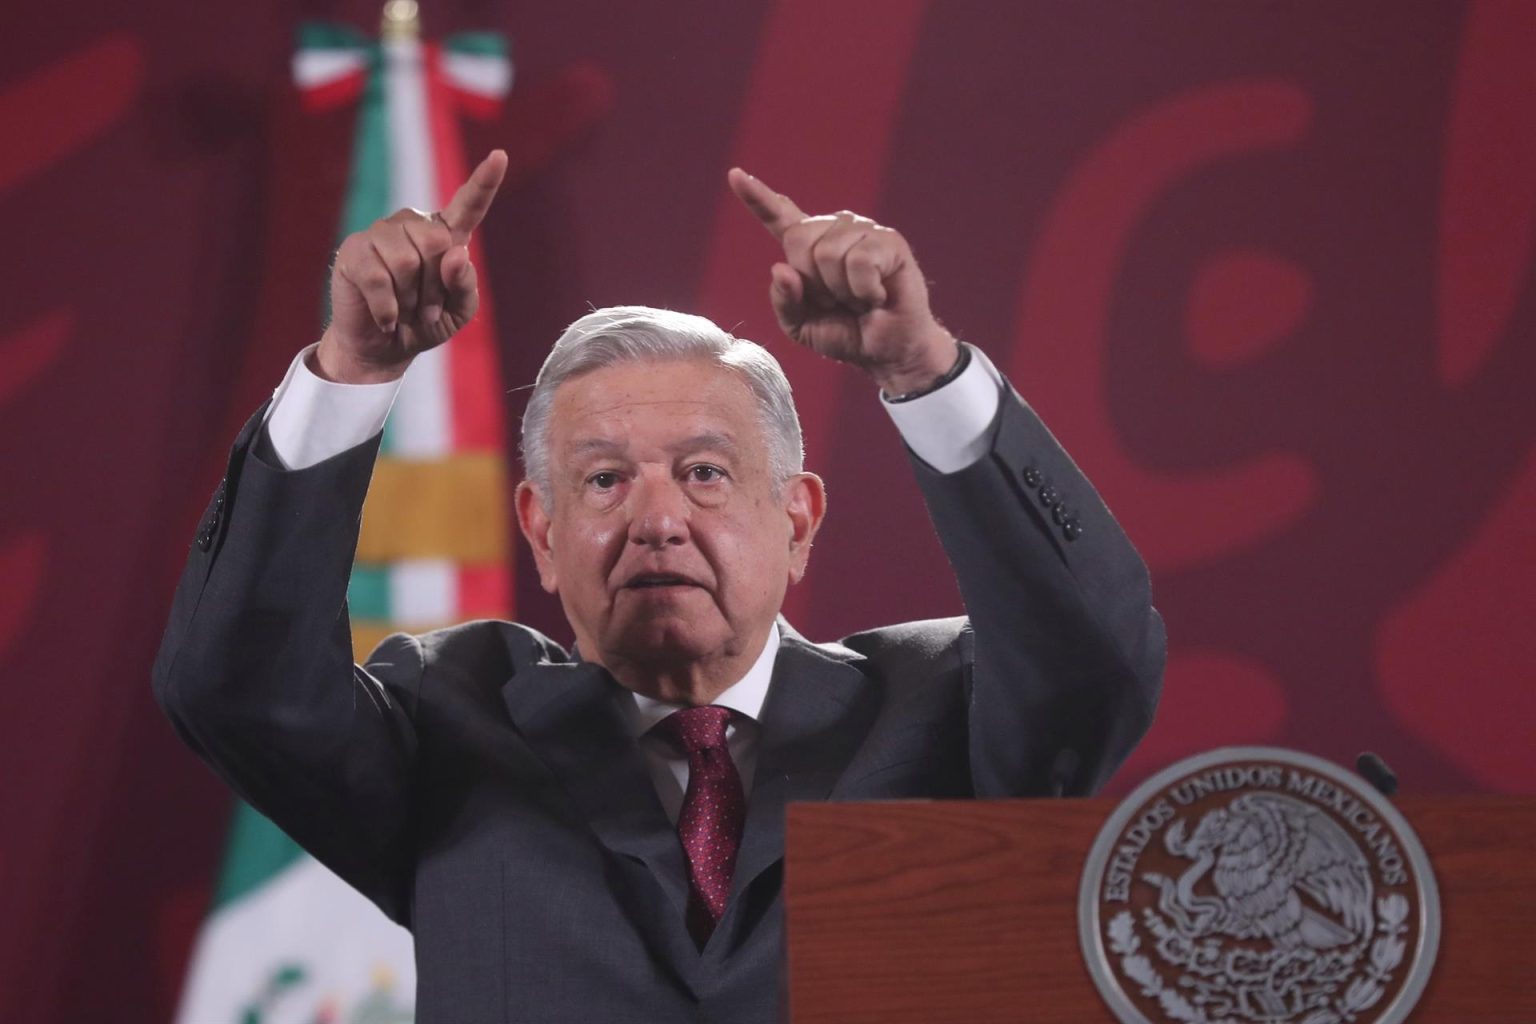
[381,0,420,40]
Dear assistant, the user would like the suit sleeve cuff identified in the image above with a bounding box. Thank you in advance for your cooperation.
[880,343,1003,473]
[260,344,402,470]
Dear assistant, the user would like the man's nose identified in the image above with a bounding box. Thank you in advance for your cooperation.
[627,472,690,548]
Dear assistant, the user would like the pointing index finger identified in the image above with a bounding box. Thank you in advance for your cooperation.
[440,149,508,243]
[728,167,809,240]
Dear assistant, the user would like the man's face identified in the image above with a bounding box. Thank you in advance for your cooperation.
[516,357,824,695]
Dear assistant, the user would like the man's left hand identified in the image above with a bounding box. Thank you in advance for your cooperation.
[728,169,959,396]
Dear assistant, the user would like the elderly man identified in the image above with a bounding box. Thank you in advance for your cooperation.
[155,151,1164,1023]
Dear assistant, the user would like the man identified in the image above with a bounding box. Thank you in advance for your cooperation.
[155,150,1164,1022]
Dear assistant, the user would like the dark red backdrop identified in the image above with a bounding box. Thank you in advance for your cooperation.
[3,2,1532,1021]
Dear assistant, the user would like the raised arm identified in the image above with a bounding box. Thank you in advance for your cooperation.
[728,169,1165,795]
[153,154,509,920]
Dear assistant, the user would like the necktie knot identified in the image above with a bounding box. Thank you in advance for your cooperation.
[655,705,732,755]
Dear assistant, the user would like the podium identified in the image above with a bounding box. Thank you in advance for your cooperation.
[783,797,1536,1022]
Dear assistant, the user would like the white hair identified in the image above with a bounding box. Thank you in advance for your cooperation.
[520,306,804,500]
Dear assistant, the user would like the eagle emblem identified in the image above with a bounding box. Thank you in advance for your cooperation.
[1144,793,1373,953]
[1078,748,1438,1024]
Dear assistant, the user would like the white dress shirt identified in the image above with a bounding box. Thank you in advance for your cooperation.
[259,341,1004,816]
[622,624,779,823]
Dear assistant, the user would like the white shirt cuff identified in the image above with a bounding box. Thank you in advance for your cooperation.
[261,344,402,470]
[880,344,1002,473]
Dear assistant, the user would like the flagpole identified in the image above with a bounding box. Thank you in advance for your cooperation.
[381,0,419,39]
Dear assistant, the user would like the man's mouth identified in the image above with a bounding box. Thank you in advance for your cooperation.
[623,572,701,590]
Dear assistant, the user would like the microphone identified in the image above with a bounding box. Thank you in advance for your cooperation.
[1049,748,1080,797]
[1356,751,1398,797]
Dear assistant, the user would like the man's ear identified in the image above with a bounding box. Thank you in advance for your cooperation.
[515,480,560,594]
[783,472,827,585]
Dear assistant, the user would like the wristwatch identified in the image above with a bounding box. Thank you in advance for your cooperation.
[882,343,971,403]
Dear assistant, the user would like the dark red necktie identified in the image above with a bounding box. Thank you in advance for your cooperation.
[655,706,745,945]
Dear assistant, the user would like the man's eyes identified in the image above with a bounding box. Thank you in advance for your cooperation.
[582,465,729,491]
[686,464,727,483]
[587,471,621,490]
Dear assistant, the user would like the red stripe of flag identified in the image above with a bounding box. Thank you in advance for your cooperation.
[425,42,503,453]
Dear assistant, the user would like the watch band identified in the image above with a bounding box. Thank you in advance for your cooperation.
[882,344,971,403]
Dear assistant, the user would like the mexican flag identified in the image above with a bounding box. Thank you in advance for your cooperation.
[174,11,513,1023]
[173,804,416,1024]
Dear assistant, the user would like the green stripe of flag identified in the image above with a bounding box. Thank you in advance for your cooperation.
[211,801,305,908]
[443,32,507,57]
[340,60,390,237]
[334,58,398,452]
[348,564,392,620]
[297,22,371,51]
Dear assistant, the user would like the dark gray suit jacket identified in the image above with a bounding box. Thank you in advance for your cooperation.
[154,374,1164,1023]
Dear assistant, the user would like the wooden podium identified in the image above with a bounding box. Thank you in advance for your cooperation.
[783,797,1536,1022]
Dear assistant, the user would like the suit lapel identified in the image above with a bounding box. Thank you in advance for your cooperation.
[728,627,874,906]
[500,659,691,918]
[501,630,875,964]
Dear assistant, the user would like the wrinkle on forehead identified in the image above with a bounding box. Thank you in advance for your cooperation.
[566,432,741,461]
[555,356,756,409]
[550,362,765,453]
[564,394,730,419]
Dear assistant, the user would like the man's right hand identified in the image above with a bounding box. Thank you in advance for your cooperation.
[314,149,508,384]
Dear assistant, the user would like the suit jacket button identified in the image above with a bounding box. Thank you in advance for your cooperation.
[197,530,213,552]
[1039,485,1059,507]
[1063,519,1083,541]
[1022,467,1043,488]
[1052,503,1069,525]
[209,485,226,528]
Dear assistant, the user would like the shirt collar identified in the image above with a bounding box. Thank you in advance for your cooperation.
[624,623,780,737]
